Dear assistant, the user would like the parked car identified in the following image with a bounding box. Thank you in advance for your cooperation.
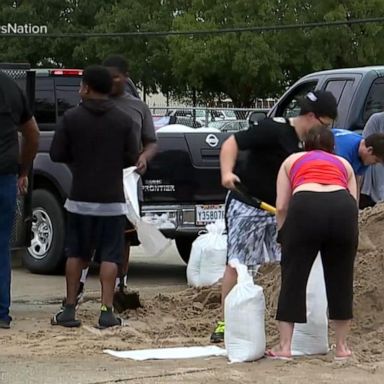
[12,65,384,272]
[214,109,237,120]
[208,120,249,132]
[166,109,220,126]
[141,66,384,262]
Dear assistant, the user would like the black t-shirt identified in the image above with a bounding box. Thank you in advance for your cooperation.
[0,72,33,174]
[233,117,302,206]
[50,99,139,204]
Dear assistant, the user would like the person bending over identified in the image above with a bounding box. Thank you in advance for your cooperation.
[268,127,358,360]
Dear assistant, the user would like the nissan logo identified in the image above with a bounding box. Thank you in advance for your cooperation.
[206,134,219,147]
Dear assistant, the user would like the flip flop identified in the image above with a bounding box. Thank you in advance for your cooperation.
[51,310,81,328]
[334,351,352,361]
[265,349,293,361]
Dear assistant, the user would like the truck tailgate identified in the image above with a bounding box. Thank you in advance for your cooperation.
[143,132,230,203]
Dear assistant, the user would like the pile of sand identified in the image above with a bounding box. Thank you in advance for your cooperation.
[116,203,384,362]
[5,204,384,364]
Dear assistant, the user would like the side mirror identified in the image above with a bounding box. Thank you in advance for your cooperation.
[248,111,267,124]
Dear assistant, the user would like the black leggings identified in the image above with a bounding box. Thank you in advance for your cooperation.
[276,190,358,323]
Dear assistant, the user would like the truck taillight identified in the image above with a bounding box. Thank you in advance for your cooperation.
[50,69,83,76]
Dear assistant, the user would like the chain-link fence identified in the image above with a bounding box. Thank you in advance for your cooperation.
[151,106,272,130]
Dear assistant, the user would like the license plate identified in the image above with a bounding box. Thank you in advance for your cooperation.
[195,204,225,225]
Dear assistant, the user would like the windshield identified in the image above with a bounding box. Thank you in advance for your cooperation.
[223,110,236,118]
[195,109,205,117]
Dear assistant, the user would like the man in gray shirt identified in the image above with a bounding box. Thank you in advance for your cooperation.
[361,112,384,208]
[77,56,157,301]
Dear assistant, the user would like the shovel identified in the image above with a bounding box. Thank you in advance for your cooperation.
[233,182,276,214]
[113,273,142,314]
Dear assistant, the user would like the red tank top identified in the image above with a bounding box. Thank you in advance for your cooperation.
[289,150,349,190]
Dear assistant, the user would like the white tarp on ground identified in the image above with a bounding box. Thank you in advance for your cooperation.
[104,346,227,361]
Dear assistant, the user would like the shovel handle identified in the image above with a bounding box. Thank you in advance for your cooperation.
[233,182,276,215]
[259,201,277,214]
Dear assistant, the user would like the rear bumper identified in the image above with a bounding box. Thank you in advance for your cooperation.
[160,227,203,238]
[141,203,223,238]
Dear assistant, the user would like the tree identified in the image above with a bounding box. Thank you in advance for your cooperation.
[0,0,113,66]
[271,0,384,84]
[169,0,284,106]
[2,0,384,105]
[75,0,180,94]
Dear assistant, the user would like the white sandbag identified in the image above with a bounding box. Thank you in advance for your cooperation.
[186,220,227,287]
[123,167,141,221]
[199,220,227,286]
[225,259,266,363]
[186,236,202,287]
[136,219,172,258]
[291,253,329,356]
[123,167,171,257]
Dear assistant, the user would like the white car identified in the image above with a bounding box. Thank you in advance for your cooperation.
[214,110,237,120]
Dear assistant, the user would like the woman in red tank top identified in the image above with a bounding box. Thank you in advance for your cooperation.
[267,127,359,361]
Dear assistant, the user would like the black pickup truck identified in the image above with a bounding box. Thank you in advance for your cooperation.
[14,65,384,273]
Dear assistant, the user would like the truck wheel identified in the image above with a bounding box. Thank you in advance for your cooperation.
[175,237,195,264]
[23,189,65,274]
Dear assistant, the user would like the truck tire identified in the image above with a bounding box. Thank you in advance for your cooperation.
[23,189,65,274]
[175,237,195,264]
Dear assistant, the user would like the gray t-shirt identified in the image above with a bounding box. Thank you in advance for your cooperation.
[112,93,156,151]
[112,93,157,201]
[361,112,384,202]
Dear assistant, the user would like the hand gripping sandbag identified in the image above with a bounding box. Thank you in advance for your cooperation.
[123,167,171,258]
[291,253,329,356]
[186,220,227,287]
[225,259,266,363]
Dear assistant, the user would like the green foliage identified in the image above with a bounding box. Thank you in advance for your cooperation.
[1,0,384,105]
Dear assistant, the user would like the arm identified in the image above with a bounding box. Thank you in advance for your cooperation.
[275,159,292,230]
[136,104,158,174]
[350,173,359,201]
[49,116,72,163]
[340,157,358,200]
[18,117,40,194]
[355,175,362,204]
[220,135,240,189]
[220,121,277,189]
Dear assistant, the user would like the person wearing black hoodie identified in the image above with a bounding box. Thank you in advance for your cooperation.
[49,65,139,328]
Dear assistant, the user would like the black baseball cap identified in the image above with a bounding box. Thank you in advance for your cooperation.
[298,90,338,120]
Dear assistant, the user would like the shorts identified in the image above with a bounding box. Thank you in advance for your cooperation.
[226,196,280,267]
[65,212,125,265]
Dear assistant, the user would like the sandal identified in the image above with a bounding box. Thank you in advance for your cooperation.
[334,351,352,361]
[265,349,293,361]
[97,305,124,329]
[51,307,81,328]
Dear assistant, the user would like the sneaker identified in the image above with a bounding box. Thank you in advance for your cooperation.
[61,282,85,310]
[98,305,122,329]
[0,319,11,329]
[210,321,225,343]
